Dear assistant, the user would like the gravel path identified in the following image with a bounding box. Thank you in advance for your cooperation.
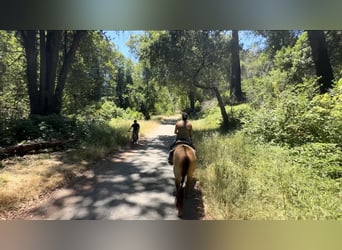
[27,119,204,220]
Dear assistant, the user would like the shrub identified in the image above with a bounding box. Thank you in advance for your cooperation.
[0,115,80,146]
[242,78,342,147]
[290,142,342,179]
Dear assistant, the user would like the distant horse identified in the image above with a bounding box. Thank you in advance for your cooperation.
[173,143,196,217]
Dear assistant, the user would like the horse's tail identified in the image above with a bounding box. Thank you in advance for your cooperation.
[175,147,190,212]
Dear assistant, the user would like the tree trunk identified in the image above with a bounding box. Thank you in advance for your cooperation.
[307,30,334,94]
[0,139,76,159]
[20,31,40,114]
[20,30,86,116]
[39,31,63,115]
[230,30,244,104]
[188,89,195,112]
[46,31,63,114]
[213,86,229,127]
[54,30,87,114]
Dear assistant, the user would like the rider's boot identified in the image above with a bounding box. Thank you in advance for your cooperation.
[168,151,174,165]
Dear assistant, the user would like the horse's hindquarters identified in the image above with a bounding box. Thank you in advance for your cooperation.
[173,145,196,180]
[172,144,196,217]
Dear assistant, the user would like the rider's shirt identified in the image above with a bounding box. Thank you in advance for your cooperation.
[131,123,140,132]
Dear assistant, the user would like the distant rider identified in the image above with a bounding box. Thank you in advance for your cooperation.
[128,120,140,143]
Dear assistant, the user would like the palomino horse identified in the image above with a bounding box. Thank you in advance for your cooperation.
[173,143,196,217]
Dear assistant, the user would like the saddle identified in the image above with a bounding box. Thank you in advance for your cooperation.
[170,140,196,152]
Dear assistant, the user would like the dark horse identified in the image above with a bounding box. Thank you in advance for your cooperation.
[173,144,196,217]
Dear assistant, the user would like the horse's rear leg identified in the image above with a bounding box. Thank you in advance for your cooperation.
[176,187,185,218]
[173,179,180,196]
[184,176,192,199]
[178,206,183,217]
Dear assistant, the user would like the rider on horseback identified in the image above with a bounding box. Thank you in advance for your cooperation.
[168,112,195,165]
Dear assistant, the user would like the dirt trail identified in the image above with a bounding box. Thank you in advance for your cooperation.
[25,119,204,220]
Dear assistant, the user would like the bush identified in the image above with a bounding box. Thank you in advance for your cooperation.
[0,115,79,146]
[290,142,342,179]
[242,78,342,147]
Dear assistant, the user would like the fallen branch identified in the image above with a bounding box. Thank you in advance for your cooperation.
[0,139,76,159]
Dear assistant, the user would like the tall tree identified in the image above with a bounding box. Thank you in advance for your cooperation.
[19,30,86,115]
[64,31,123,114]
[0,31,28,120]
[148,30,199,111]
[325,30,342,79]
[307,30,334,93]
[144,30,230,126]
[115,66,128,108]
[230,30,244,103]
[256,30,300,58]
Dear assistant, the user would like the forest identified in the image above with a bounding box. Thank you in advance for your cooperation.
[0,30,341,219]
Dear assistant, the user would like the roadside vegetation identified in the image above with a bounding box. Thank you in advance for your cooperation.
[0,115,159,217]
[193,79,342,219]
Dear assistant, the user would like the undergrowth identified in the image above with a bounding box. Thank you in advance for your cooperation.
[193,102,342,220]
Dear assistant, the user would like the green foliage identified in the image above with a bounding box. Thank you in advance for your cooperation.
[193,31,341,219]
[255,30,300,57]
[244,33,315,110]
[63,31,123,115]
[242,78,342,147]
[273,32,315,84]
[325,30,342,79]
[195,128,341,219]
[140,30,229,113]
[0,112,132,163]
[0,115,79,146]
[79,99,144,122]
[153,86,178,115]
[195,100,252,131]
[71,119,130,161]
[95,101,126,121]
[0,31,29,120]
[290,143,342,179]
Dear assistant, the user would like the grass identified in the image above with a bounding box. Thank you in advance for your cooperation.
[0,153,83,214]
[192,105,342,220]
[0,118,160,217]
[67,118,159,162]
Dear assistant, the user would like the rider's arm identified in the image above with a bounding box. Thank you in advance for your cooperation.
[188,123,193,139]
[174,124,178,135]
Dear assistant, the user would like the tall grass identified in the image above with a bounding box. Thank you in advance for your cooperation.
[193,106,342,220]
[67,118,159,162]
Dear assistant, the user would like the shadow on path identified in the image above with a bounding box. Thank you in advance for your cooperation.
[28,121,204,220]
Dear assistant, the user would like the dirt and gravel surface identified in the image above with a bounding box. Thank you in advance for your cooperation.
[23,119,205,220]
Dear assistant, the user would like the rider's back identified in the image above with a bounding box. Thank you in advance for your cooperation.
[175,120,192,140]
